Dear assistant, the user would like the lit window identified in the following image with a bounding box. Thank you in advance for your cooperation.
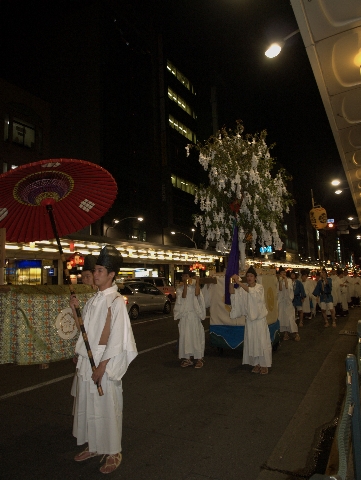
[168,87,196,118]
[12,118,35,148]
[169,115,196,143]
[167,60,195,94]
[171,173,196,196]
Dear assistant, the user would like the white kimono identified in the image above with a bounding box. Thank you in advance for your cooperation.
[230,283,272,368]
[345,276,354,303]
[339,277,349,311]
[73,284,138,455]
[354,276,361,300]
[277,278,298,333]
[301,279,314,314]
[174,284,206,360]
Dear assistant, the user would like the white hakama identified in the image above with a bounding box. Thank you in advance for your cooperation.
[230,283,272,368]
[278,278,298,333]
[73,346,124,455]
[174,284,206,360]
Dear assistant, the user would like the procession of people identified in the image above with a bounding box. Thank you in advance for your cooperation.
[67,254,361,474]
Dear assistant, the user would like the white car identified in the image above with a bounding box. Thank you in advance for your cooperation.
[118,281,172,320]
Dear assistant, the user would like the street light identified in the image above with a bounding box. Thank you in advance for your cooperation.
[331,178,350,195]
[265,29,300,58]
[171,229,197,249]
[105,217,143,236]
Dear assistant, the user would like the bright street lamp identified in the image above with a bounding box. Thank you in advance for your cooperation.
[171,229,197,249]
[105,217,143,236]
[265,29,300,58]
[331,178,350,194]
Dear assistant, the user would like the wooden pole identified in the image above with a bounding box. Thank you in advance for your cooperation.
[0,228,5,285]
[46,205,103,396]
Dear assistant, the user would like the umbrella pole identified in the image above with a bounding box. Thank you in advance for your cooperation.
[46,204,104,396]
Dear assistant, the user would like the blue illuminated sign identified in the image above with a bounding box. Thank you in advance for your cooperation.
[15,260,42,268]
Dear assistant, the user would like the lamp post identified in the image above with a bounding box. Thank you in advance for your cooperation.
[265,29,300,58]
[105,217,143,237]
[171,229,197,249]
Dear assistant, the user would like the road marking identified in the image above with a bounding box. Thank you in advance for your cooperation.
[0,328,209,400]
[132,315,172,325]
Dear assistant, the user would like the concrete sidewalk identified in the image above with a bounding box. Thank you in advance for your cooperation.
[256,312,359,480]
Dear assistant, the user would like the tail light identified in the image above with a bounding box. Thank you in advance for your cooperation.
[122,295,129,305]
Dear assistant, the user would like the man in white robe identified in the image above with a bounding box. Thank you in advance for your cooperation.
[277,267,299,341]
[353,272,361,306]
[71,245,137,474]
[174,271,206,368]
[300,270,314,320]
[229,267,272,374]
[338,270,349,316]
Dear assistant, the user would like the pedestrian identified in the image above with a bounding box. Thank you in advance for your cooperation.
[277,267,300,341]
[290,270,306,327]
[174,270,206,368]
[69,254,98,414]
[353,271,361,306]
[229,266,272,375]
[332,269,342,317]
[312,267,337,327]
[344,269,355,309]
[70,245,138,474]
[70,254,97,330]
[300,269,314,320]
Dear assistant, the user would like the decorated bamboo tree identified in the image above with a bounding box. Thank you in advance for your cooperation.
[188,121,293,268]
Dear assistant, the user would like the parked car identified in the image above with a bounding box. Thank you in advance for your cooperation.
[118,280,172,320]
[139,277,176,301]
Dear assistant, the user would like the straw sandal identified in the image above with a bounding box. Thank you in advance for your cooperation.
[294,333,301,341]
[194,359,204,369]
[99,453,122,474]
[283,332,290,341]
[180,359,193,367]
[260,367,268,375]
[251,364,261,374]
[74,446,99,462]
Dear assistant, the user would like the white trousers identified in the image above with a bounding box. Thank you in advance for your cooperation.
[72,346,123,455]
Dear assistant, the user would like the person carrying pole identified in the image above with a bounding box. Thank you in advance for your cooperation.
[70,245,137,474]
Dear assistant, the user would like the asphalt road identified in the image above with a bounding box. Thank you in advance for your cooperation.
[0,308,359,480]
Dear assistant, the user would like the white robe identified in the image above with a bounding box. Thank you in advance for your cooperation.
[230,283,272,368]
[301,279,314,314]
[73,284,138,455]
[277,278,298,333]
[331,276,341,306]
[344,276,353,302]
[339,278,349,311]
[354,276,361,298]
[174,284,206,359]
[309,278,317,313]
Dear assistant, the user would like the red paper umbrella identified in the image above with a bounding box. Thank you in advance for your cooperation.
[0,158,117,243]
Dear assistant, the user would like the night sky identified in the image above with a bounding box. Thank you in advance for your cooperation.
[0,0,357,244]
[147,0,355,221]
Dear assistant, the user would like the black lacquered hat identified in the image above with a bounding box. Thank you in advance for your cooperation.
[96,245,123,273]
[83,254,96,272]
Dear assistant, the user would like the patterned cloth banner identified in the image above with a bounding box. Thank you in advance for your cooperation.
[0,285,94,365]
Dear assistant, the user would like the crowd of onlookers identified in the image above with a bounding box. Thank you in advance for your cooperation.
[279,267,361,330]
